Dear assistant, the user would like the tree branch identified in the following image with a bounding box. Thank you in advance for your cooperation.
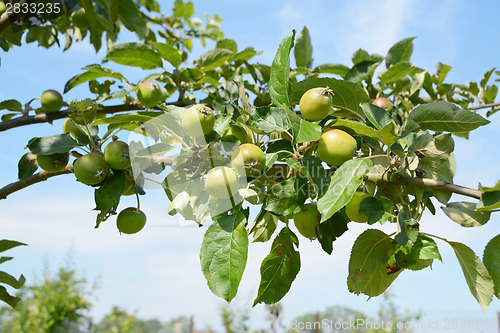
[0,165,73,200]
[468,102,500,111]
[0,0,37,36]
[363,172,482,200]
[0,102,186,132]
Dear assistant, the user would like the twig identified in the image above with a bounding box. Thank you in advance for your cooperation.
[0,101,186,132]
[0,165,73,200]
[468,102,500,111]
[0,0,38,36]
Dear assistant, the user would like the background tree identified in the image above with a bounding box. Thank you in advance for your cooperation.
[0,0,499,317]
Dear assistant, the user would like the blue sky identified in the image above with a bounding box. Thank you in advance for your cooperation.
[1,0,500,331]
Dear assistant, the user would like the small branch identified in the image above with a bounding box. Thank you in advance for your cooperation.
[364,172,482,200]
[0,101,186,132]
[468,102,500,111]
[0,165,73,200]
[0,0,37,36]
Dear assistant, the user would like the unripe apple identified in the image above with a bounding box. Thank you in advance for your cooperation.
[137,81,163,107]
[117,208,146,234]
[345,192,370,223]
[40,89,63,113]
[231,143,266,177]
[372,97,393,111]
[293,204,319,239]
[316,129,357,166]
[205,166,239,199]
[181,104,215,137]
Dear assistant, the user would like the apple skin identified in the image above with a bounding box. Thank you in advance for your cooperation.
[299,87,332,121]
[117,208,147,234]
[40,90,63,113]
[63,118,87,140]
[224,125,250,144]
[137,81,163,107]
[104,141,131,170]
[205,166,239,199]
[372,97,393,111]
[316,129,357,166]
[345,192,370,223]
[231,143,266,178]
[293,204,319,239]
[73,153,109,185]
[36,152,69,173]
[181,104,215,137]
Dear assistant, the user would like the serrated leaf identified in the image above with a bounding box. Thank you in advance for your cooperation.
[328,119,398,146]
[151,42,183,68]
[64,65,126,93]
[380,62,414,85]
[0,240,27,253]
[317,212,348,255]
[386,37,416,68]
[395,208,419,246]
[91,113,156,126]
[314,63,350,77]
[253,227,300,305]
[293,77,369,120]
[270,30,295,108]
[94,170,126,228]
[409,101,490,133]
[483,235,500,298]
[199,48,233,71]
[359,196,394,225]
[17,152,38,180]
[480,67,496,88]
[317,158,372,222]
[442,202,491,227]
[117,0,143,32]
[249,211,278,243]
[232,47,258,62]
[249,106,291,133]
[0,271,25,289]
[265,178,300,216]
[106,43,162,69]
[294,26,313,69]
[27,134,77,155]
[348,229,400,296]
[477,190,500,211]
[0,286,21,308]
[345,60,380,83]
[360,103,392,130]
[448,241,494,311]
[79,0,97,27]
[293,119,321,145]
[0,99,23,112]
[200,212,249,302]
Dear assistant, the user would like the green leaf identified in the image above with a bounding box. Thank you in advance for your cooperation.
[412,234,442,261]
[418,156,454,203]
[409,101,489,133]
[64,65,126,93]
[94,170,126,228]
[199,48,233,71]
[348,229,400,296]
[0,240,27,253]
[345,61,380,83]
[78,0,97,27]
[448,241,494,311]
[301,156,327,195]
[173,0,194,19]
[91,113,156,126]
[314,63,350,77]
[151,42,182,68]
[17,152,38,180]
[480,67,496,88]
[0,271,25,289]
[359,196,394,225]
[380,62,414,85]
[106,43,162,69]
[317,158,372,222]
[270,30,295,108]
[328,119,398,146]
[232,47,258,62]
[200,212,249,302]
[249,106,291,133]
[216,39,237,53]
[0,286,21,308]
[292,77,369,120]
[441,202,491,227]
[360,103,392,130]
[483,235,500,298]
[253,227,300,305]
[249,211,278,243]
[317,212,349,255]
[293,119,321,145]
[294,26,313,69]
[117,0,143,32]
[0,99,23,112]
[477,190,500,211]
[265,178,300,217]
[395,208,419,246]
[386,37,416,68]
[27,134,78,155]
[434,62,452,84]
[409,133,454,159]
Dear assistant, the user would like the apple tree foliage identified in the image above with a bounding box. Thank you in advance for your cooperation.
[0,0,500,311]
